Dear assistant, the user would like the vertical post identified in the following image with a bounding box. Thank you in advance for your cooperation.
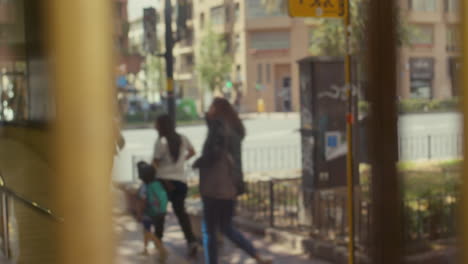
[428,135,432,160]
[367,0,402,261]
[1,194,9,259]
[460,0,468,261]
[165,0,176,120]
[48,0,115,262]
[269,180,275,227]
[344,1,355,263]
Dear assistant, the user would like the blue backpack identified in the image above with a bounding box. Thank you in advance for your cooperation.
[145,181,168,217]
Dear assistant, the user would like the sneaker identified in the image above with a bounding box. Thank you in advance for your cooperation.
[188,242,198,258]
[256,257,273,264]
[158,249,168,263]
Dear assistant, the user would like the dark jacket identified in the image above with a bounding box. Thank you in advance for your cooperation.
[224,121,245,195]
[193,118,245,198]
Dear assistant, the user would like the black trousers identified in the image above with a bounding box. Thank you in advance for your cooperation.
[202,197,257,264]
[155,180,196,244]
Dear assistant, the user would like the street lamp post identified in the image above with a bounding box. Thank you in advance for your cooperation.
[164,0,176,120]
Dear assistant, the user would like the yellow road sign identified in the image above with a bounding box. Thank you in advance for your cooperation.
[288,0,347,18]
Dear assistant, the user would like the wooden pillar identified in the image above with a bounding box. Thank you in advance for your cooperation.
[367,0,403,263]
[47,0,115,263]
[460,0,468,262]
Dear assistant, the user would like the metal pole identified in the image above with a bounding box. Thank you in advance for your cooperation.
[165,0,176,120]
[460,0,468,261]
[344,1,355,263]
[428,135,432,160]
[1,194,9,259]
[269,180,275,227]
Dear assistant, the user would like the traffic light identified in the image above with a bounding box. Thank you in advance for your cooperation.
[226,81,233,89]
[176,0,189,40]
[143,8,157,54]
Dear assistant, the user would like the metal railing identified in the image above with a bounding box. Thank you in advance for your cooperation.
[131,144,302,181]
[235,176,458,250]
[130,133,462,182]
[242,144,301,173]
[0,174,63,259]
[399,133,462,161]
[237,178,303,230]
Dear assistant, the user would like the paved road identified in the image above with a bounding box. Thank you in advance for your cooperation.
[113,112,462,182]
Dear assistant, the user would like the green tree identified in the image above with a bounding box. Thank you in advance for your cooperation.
[142,53,165,101]
[196,25,233,94]
[261,0,287,13]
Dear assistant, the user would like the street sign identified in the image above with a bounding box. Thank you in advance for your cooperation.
[288,0,347,18]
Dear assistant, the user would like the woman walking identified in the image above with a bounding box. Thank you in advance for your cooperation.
[194,98,272,264]
[153,114,198,256]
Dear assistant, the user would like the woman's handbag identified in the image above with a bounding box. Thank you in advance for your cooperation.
[198,152,238,200]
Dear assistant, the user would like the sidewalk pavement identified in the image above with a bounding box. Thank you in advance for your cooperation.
[115,212,330,264]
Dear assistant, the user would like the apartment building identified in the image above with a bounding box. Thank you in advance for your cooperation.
[158,0,311,112]
[398,0,460,99]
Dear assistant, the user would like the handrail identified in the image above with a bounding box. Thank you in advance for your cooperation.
[0,176,63,223]
[0,174,63,259]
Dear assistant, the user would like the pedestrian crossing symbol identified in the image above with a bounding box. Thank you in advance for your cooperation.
[288,0,347,18]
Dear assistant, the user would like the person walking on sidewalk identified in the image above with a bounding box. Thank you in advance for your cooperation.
[194,98,272,264]
[152,114,198,256]
[136,161,168,260]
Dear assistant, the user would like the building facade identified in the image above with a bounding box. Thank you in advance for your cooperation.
[158,0,311,112]
[398,0,460,99]
[115,0,130,54]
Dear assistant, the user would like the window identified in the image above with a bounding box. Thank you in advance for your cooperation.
[410,58,434,99]
[236,65,242,82]
[409,0,436,11]
[235,3,240,21]
[257,64,263,83]
[187,2,193,20]
[449,57,460,96]
[200,13,205,29]
[250,31,290,50]
[186,55,194,66]
[446,26,460,52]
[185,29,194,46]
[266,64,271,83]
[246,0,286,19]
[445,0,459,12]
[210,6,225,25]
[234,34,240,52]
[0,1,52,122]
[410,80,432,99]
[224,34,232,53]
[225,5,230,23]
[410,25,434,47]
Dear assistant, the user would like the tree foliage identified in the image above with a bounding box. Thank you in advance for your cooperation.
[196,25,233,93]
[309,0,413,56]
[143,54,165,95]
[261,0,413,56]
[261,0,287,13]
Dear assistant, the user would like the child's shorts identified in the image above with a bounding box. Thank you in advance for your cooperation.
[141,214,166,233]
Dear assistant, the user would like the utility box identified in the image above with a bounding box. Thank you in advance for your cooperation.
[298,57,360,191]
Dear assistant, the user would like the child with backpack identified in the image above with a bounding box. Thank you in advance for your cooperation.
[136,161,169,259]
